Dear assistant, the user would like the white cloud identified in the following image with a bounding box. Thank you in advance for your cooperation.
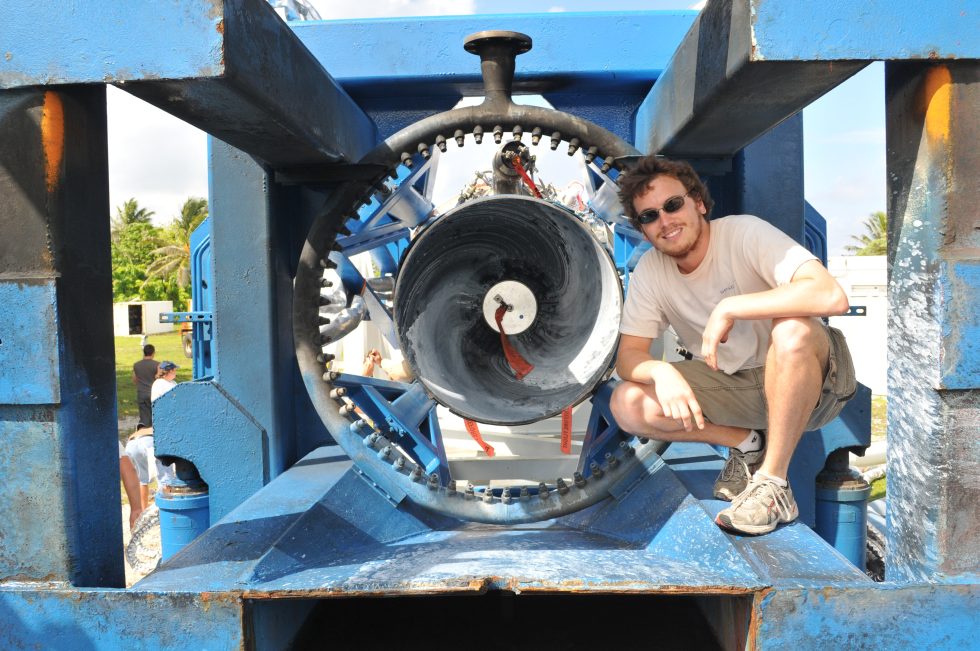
[308,0,476,19]
[107,86,208,226]
[548,6,567,11]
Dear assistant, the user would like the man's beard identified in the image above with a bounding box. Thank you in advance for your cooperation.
[656,218,703,259]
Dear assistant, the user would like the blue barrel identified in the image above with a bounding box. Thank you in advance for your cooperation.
[156,490,210,561]
[815,481,872,570]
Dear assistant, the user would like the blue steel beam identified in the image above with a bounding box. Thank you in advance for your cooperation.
[0,86,122,587]
[636,0,980,157]
[293,12,693,95]
[0,0,376,166]
[152,139,301,519]
[885,60,980,583]
[0,588,248,650]
[292,12,696,140]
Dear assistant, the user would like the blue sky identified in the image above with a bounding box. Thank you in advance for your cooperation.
[109,0,885,255]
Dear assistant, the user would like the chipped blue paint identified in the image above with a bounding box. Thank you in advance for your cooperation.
[0,2,977,647]
[886,60,979,584]
[153,381,267,525]
[941,260,980,388]
[293,12,694,141]
[0,3,223,87]
[755,584,980,649]
[0,588,246,650]
[0,0,377,166]
[293,12,693,88]
[0,280,59,404]
[751,0,980,61]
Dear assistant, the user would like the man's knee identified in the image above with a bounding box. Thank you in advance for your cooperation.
[610,381,665,431]
[610,381,645,427]
[770,317,824,359]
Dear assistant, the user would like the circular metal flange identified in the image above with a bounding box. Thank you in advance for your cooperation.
[463,30,533,55]
[483,280,537,334]
[292,72,652,524]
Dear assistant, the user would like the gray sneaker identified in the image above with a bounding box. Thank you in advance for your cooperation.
[712,434,766,501]
[715,475,799,535]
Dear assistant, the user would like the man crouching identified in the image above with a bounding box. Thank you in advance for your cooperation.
[611,156,856,535]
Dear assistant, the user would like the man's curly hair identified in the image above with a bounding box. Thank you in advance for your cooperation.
[617,157,714,231]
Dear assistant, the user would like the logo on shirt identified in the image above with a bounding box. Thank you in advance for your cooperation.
[720,282,736,295]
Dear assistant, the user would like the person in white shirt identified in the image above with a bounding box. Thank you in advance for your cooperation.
[151,361,179,401]
[611,157,856,535]
[149,361,180,485]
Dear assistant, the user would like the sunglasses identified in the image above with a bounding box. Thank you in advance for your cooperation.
[636,192,691,225]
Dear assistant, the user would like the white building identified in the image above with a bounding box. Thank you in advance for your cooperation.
[828,255,887,395]
[112,301,175,337]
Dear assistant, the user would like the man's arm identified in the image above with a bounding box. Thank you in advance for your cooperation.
[616,334,705,431]
[702,260,849,370]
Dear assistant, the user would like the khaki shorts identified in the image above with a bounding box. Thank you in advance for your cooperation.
[672,325,857,431]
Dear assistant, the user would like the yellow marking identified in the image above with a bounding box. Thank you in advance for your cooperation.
[41,91,65,193]
[922,65,952,143]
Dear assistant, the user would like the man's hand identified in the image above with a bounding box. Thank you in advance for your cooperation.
[129,505,143,531]
[651,364,705,431]
[361,349,382,376]
[702,300,735,371]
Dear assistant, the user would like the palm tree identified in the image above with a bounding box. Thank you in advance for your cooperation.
[143,197,208,288]
[111,198,155,240]
[844,211,887,256]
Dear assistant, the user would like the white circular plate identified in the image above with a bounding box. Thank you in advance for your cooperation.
[482,280,537,334]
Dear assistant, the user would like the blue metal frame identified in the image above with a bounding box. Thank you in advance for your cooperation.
[330,373,450,483]
[1,3,978,648]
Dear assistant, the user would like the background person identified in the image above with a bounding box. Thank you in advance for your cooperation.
[150,361,180,486]
[119,441,143,530]
[124,426,157,513]
[132,344,159,427]
[151,361,179,401]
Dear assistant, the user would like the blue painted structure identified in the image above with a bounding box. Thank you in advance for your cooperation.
[0,1,977,649]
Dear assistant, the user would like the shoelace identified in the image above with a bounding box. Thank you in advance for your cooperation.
[730,478,793,520]
[720,451,749,482]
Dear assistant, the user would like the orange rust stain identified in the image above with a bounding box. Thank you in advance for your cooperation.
[748,587,774,651]
[216,19,224,34]
[41,91,65,193]
[922,65,952,143]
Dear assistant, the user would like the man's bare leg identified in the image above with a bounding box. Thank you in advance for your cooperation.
[757,317,830,480]
[610,381,750,446]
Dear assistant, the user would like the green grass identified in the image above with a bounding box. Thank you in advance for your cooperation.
[115,331,193,422]
[869,476,886,501]
[871,395,887,441]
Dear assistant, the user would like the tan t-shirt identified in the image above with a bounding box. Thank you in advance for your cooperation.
[620,215,818,374]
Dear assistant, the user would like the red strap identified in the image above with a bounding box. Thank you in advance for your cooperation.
[511,157,543,198]
[463,419,495,457]
[495,304,534,380]
[560,406,572,454]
